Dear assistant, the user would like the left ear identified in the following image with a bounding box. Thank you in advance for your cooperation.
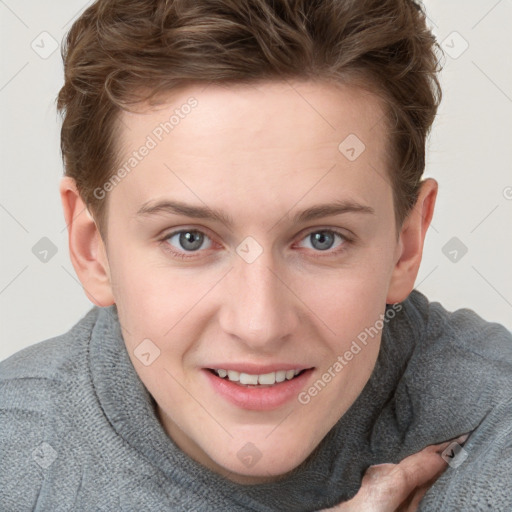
[386,178,438,304]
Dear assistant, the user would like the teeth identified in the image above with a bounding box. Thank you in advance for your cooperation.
[258,372,276,385]
[227,370,240,381]
[275,370,286,383]
[239,372,258,385]
[213,368,303,385]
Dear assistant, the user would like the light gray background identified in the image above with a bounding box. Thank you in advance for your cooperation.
[1,0,511,361]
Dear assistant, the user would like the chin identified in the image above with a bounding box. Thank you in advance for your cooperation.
[218,457,306,485]
[207,434,316,484]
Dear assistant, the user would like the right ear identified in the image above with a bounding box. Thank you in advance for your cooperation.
[59,177,115,307]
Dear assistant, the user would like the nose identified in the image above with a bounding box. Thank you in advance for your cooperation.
[218,249,299,353]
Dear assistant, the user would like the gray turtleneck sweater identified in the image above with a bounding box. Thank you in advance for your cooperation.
[1,290,511,511]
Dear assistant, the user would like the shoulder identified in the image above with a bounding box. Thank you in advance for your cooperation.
[390,290,512,446]
[414,289,511,349]
[0,305,101,431]
[419,393,512,511]
[0,307,100,510]
[400,289,512,367]
[0,306,100,384]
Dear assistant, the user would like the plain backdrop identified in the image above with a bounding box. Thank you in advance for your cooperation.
[1,0,511,361]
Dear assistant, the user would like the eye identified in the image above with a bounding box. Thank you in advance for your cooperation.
[297,229,350,255]
[163,229,213,257]
[159,227,352,261]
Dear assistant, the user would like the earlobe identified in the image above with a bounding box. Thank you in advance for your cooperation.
[386,179,438,304]
[60,177,115,307]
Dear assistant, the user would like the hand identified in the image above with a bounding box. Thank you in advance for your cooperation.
[319,434,469,512]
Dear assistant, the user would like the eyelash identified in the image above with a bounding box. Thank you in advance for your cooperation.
[158,227,353,261]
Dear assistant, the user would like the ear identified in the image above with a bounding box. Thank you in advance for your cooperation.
[386,178,438,304]
[60,177,115,307]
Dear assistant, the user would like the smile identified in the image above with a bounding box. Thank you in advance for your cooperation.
[210,368,305,386]
[203,367,315,410]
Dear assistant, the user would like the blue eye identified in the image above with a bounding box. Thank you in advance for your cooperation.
[159,227,352,261]
[164,229,212,255]
[298,229,348,253]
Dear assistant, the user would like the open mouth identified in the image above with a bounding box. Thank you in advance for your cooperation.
[203,366,315,410]
[206,368,311,387]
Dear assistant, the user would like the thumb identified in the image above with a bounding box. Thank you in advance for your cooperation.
[318,434,469,512]
[351,437,467,512]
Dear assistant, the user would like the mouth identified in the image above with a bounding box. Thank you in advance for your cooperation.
[206,368,308,387]
[203,366,315,410]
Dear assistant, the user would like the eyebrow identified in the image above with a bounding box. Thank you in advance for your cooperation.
[136,198,375,226]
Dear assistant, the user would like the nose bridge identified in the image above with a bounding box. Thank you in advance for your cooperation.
[220,248,297,350]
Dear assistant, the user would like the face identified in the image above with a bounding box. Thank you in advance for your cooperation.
[102,80,401,483]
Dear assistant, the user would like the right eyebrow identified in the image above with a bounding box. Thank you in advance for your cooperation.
[135,198,375,228]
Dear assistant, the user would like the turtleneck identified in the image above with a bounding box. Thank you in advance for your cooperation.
[1,290,511,511]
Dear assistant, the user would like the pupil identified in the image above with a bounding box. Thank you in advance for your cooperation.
[180,231,203,251]
[312,231,333,251]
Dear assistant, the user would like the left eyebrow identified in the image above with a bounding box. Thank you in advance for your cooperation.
[135,198,375,227]
[292,200,375,223]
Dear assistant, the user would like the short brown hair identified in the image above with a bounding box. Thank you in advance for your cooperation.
[56,0,443,236]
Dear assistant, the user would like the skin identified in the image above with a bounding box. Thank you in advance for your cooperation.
[60,80,438,493]
[322,434,468,512]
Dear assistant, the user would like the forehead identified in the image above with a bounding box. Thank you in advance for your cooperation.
[111,80,393,224]
[119,79,388,153]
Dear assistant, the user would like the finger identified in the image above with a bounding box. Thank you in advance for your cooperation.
[390,443,449,492]
[379,435,470,512]
[355,446,448,511]
[402,485,430,512]
[397,465,448,512]
[399,437,469,512]
[317,452,446,512]
[396,480,434,512]
[328,435,471,512]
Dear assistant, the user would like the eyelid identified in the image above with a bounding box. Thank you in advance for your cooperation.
[160,227,217,253]
[293,227,352,255]
[158,225,216,243]
[158,225,354,260]
[300,225,354,240]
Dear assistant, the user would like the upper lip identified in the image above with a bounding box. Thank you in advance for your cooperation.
[205,363,314,374]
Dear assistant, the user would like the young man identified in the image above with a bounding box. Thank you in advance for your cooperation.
[1,0,511,511]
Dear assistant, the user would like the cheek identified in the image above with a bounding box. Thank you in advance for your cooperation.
[292,257,393,345]
[107,244,177,334]
[108,245,219,358]
[109,228,395,353]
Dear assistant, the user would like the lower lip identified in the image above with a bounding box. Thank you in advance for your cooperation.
[203,369,314,410]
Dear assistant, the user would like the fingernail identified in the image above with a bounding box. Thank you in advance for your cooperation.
[435,441,452,454]
[455,433,469,445]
